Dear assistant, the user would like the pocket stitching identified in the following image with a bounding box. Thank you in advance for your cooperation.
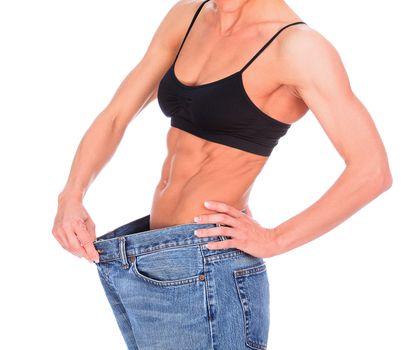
[205,249,245,263]
[131,257,202,287]
[233,263,268,350]
[234,263,267,277]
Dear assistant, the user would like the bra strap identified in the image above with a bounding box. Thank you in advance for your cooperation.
[174,0,211,63]
[240,21,307,73]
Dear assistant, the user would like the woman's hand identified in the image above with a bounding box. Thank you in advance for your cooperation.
[52,194,100,263]
[193,200,280,258]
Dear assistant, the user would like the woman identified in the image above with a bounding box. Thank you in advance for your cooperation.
[52,0,392,349]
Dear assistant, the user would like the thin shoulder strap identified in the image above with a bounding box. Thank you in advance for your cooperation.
[174,0,211,63]
[240,21,307,73]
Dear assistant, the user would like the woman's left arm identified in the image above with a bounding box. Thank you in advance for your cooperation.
[194,28,392,258]
[270,27,393,255]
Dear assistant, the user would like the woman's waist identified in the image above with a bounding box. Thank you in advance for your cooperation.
[150,178,251,229]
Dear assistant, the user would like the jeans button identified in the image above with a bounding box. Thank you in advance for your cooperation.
[199,274,205,281]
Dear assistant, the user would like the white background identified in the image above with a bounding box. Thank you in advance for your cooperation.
[1,0,417,349]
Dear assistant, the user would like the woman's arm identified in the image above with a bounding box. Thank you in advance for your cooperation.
[272,27,393,255]
[58,0,200,202]
[53,0,203,262]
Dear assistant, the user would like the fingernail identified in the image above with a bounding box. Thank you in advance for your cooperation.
[204,201,211,207]
[194,216,200,222]
[194,230,199,236]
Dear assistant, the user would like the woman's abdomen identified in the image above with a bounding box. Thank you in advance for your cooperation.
[149,128,267,229]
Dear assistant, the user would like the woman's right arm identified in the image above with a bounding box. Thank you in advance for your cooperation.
[52,0,204,263]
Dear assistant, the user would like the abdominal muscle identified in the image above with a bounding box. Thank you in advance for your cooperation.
[149,127,268,229]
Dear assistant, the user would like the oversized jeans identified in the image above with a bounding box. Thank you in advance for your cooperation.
[93,211,270,350]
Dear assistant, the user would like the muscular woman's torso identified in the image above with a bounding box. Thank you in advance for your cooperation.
[148,2,309,229]
[149,127,268,229]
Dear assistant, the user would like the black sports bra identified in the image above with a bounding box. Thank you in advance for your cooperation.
[157,0,306,157]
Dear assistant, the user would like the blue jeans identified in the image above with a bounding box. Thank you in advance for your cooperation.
[93,211,270,350]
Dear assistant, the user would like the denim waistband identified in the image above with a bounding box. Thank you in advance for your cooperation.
[93,208,247,264]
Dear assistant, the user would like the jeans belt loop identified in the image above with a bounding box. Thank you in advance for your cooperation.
[118,236,129,269]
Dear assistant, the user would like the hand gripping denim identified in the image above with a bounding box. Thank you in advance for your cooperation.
[93,211,270,350]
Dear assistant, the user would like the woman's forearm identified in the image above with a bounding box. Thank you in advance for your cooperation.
[58,110,126,203]
[273,164,393,255]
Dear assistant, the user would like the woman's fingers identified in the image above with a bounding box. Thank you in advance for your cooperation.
[203,201,246,219]
[52,199,100,262]
[195,225,237,238]
[62,222,90,260]
[72,220,99,262]
[195,212,238,227]
[84,215,96,240]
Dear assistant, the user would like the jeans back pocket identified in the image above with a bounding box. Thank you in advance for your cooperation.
[234,262,270,350]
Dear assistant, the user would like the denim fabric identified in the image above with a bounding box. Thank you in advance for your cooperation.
[93,211,270,350]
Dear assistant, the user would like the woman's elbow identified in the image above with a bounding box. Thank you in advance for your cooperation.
[380,166,393,191]
[369,162,393,194]
[349,158,393,195]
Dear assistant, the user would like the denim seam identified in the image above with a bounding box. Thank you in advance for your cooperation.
[99,240,219,263]
[234,263,267,277]
[129,241,207,257]
[198,245,210,320]
[199,244,215,349]
[204,249,245,264]
[96,267,138,347]
[233,265,268,350]
[96,264,113,286]
[234,275,251,349]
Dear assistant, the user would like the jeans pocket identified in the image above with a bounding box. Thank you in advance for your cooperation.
[131,246,204,287]
[233,262,270,350]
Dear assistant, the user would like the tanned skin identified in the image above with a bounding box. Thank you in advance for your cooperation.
[52,0,392,262]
